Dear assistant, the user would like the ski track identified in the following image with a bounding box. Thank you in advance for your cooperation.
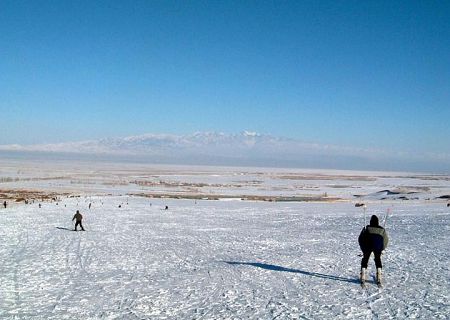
[1,197,450,319]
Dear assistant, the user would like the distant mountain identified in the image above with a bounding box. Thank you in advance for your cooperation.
[0,131,295,156]
[0,131,351,167]
[1,131,449,172]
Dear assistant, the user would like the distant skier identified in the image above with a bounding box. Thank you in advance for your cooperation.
[358,215,389,286]
[89,202,92,209]
[3,201,6,208]
[72,210,85,231]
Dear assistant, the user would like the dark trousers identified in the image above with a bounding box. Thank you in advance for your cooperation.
[361,251,382,269]
[75,221,85,231]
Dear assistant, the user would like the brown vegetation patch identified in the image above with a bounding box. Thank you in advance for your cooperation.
[276,174,376,182]
[131,180,241,189]
[0,189,72,203]
[130,192,342,203]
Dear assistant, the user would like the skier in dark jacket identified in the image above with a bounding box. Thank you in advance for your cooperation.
[72,210,85,231]
[358,215,388,286]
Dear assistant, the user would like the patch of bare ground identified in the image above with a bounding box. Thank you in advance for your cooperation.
[131,180,242,188]
[382,175,450,181]
[393,186,431,192]
[0,189,72,203]
[0,176,67,183]
[129,192,342,202]
[326,185,361,189]
[274,174,376,181]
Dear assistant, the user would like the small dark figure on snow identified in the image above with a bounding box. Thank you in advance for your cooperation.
[447,203,450,207]
[72,210,85,231]
[165,205,169,210]
[358,215,389,286]
[3,201,6,208]
[89,203,92,209]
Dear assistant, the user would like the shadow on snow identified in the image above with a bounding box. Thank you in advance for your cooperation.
[223,261,360,284]
[56,227,74,231]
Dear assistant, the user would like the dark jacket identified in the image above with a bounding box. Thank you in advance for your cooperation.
[358,215,389,252]
[72,212,83,222]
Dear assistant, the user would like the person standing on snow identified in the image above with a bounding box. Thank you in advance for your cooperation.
[72,210,85,231]
[358,214,388,286]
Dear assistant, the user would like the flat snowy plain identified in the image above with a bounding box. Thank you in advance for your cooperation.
[1,160,449,319]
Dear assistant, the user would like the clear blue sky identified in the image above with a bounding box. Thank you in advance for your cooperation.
[1,1,449,157]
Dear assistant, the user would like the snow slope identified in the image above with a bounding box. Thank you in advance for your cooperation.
[1,195,449,319]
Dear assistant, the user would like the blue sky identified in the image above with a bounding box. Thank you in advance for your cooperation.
[1,1,449,169]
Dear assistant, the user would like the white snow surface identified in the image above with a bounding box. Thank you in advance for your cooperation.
[1,163,450,319]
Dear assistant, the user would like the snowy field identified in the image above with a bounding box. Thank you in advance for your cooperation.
[1,161,450,319]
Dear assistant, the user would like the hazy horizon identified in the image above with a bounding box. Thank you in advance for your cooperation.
[1,2,449,173]
[0,130,448,174]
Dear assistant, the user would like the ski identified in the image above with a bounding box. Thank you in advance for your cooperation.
[373,274,383,288]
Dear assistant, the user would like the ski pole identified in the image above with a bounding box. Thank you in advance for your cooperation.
[354,202,366,227]
[384,208,390,228]
[363,204,367,227]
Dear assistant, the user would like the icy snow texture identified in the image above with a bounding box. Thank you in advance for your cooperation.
[1,195,450,319]
[1,162,449,318]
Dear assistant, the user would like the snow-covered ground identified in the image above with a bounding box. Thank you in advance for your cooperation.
[1,161,450,319]
[1,159,449,201]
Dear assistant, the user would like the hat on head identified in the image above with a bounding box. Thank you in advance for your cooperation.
[370,215,379,226]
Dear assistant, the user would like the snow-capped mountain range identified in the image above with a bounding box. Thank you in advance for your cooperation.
[1,131,448,172]
[1,131,310,154]
[1,131,289,154]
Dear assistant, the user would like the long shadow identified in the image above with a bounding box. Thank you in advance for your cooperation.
[56,227,74,231]
[223,261,360,284]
